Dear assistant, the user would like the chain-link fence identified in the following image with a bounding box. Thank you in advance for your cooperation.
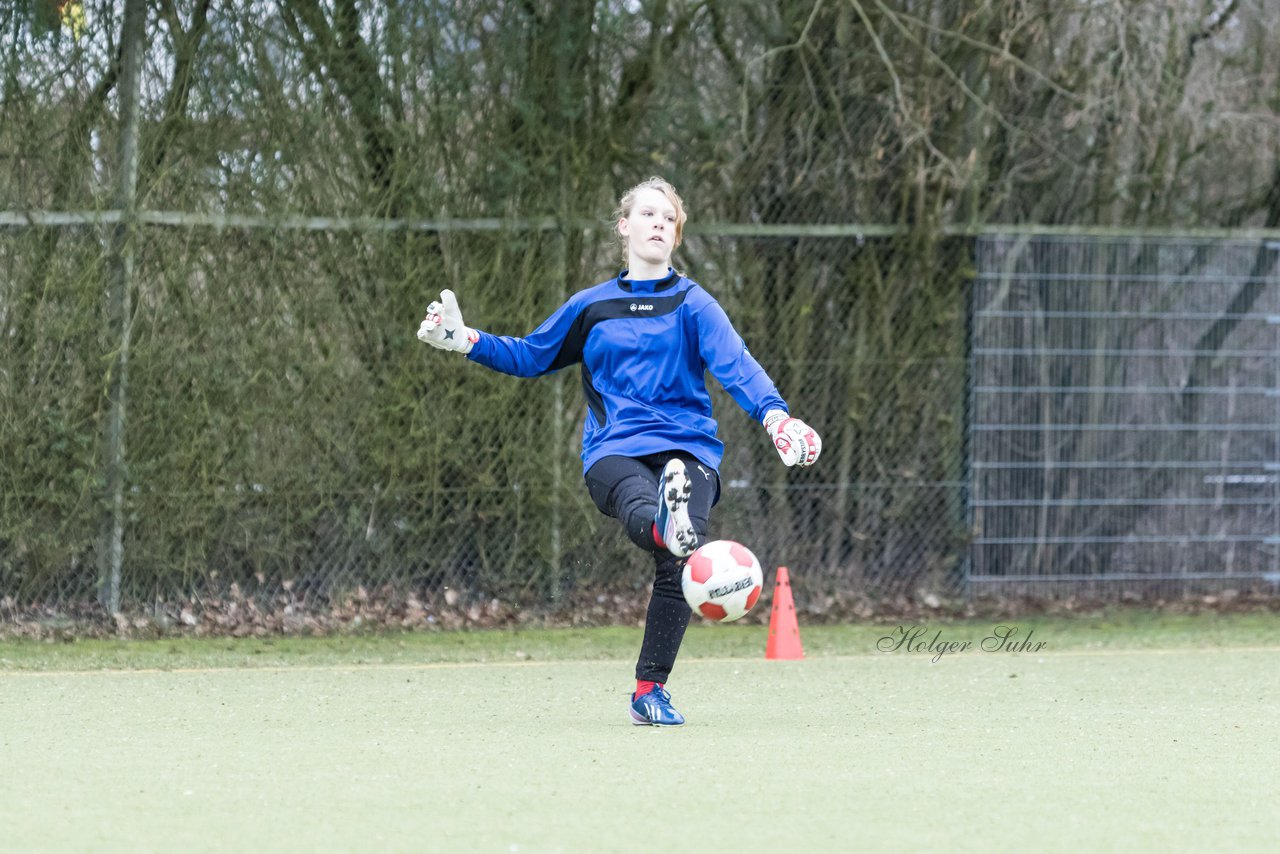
[9,218,1280,625]
[1,220,971,623]
[6,2,1280,628]
[969,234,1280,595]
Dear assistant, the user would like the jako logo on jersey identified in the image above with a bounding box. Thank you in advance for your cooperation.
[630,303,654,312]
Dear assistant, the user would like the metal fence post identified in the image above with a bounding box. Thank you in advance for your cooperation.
[548,220,568,598]
[96,0,146,614]
[961,236,977,596]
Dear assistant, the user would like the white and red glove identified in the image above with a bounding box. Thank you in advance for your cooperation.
[417,289,478,354]
[763,409,822,467]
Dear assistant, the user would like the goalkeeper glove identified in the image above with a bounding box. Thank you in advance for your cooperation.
[763,409,822,468]
[417,289,478,354]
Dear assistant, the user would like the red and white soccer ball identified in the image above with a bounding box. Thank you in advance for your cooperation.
[681,540,764,623]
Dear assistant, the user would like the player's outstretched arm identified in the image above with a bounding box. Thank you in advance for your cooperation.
[417,289,479,354]
[762,409,822,468]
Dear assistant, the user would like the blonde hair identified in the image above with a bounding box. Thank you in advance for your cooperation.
[613,176,687,258]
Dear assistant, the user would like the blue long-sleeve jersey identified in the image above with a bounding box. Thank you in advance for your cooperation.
[467,270,788,473]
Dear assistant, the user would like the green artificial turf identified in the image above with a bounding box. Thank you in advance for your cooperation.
[1,614,1277,851]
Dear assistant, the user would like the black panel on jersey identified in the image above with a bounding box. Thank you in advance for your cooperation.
[581,363,606,426]
[547,288,691,372]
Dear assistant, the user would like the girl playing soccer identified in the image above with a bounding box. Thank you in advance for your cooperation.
[417,177,821,726]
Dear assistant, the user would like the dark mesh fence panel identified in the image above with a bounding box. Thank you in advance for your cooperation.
[5,2,1280,626]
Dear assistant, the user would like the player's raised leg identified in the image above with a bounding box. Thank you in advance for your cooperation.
[654,458,697,558]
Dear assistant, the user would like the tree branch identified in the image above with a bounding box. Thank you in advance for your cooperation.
[147,0,213,177]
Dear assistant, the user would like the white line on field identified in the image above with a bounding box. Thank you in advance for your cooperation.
[1,645,1278,678]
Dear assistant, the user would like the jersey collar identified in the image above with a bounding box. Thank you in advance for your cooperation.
[616,268,680,294]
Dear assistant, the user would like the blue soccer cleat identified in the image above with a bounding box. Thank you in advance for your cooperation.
[656,458,697,558]
[630,684,686,727]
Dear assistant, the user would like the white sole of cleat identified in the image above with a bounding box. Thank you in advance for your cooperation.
[660,460,697,558]
[629,708,685,727]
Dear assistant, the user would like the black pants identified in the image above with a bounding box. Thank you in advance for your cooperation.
[585,451,721,684]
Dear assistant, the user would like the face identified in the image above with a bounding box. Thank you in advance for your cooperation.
[618,187,678,268]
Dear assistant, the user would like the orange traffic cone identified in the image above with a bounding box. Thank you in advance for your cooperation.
[765,566,804,660]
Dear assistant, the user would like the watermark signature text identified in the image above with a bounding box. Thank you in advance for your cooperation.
[877,624,1048,663]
